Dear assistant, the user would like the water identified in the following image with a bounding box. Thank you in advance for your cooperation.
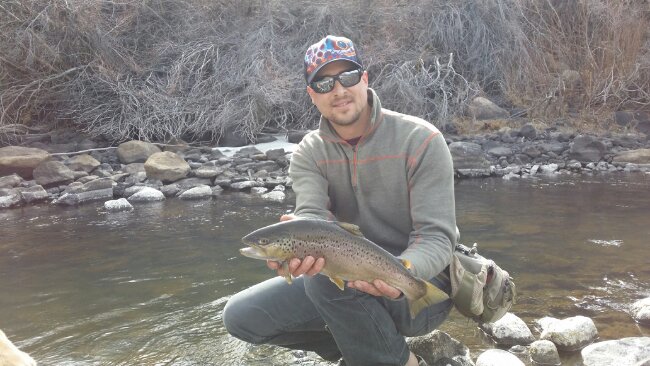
[1,175,649,365]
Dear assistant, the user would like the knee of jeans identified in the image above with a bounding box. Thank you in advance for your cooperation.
[222,293,268,345]
[398,299,453,337]
[303,274,354,303]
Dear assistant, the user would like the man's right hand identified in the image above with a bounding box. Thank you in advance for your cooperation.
[266,214,325,278]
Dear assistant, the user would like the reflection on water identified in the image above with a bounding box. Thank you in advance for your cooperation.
[1,175,649,365]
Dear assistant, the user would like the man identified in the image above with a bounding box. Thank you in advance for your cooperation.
[223,35,457,366]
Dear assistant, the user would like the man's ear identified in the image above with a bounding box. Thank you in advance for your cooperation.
[362,70,369,84]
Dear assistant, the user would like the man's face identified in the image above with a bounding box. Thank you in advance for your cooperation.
[307,61,369,128]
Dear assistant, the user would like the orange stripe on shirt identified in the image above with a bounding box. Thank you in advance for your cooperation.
[408,131,439,167]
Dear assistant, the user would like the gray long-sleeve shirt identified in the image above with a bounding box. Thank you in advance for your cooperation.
[289,89,457,280]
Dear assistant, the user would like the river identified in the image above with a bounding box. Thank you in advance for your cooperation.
[1,174,649,365]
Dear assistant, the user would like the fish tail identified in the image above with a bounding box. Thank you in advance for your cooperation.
[407,280,449,319]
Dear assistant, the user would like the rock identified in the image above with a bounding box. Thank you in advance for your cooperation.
[160,184,180,197]
[288,130,310,144]
[449,142,491,170]
[522,144,543,158]
[613,149,650,164]
[475,349,524,366]
[519,124,537,140]
[539,315,598,351]
[235,146,264,158]
[127,187,165,202]
[230,180,262,190]
[194,164,224,179]
[211,185,224,196]
[19,185,49,203]
[0,189,22,209]
[122,163,146,174]
[569,135,607,162]
[539,163,559,174]
[0,173,23,189]
[65,154,101,172]
[104,198,134,212]
[33,160,75,186]
[581,337,650,366]
[144,151,190,183]
[179,185,213,200]
[251,187,268,194]
[407,330,471,366]
[116,140,161,164]
[631,297,650,325]
[54,187,114,205]
[174,177,213,190]
[487,147,514,157]
[468,97,509,120]
[0,146,50,178]
[218,125,249,147]
[479,313,535,346]
[529,340,561,366]
[266,148,287,161]
[261,190,285,202]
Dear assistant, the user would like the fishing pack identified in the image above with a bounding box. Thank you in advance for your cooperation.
[448,243,516,324]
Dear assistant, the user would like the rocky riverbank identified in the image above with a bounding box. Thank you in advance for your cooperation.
[1,125,649,210]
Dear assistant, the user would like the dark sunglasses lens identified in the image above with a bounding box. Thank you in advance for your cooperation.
[312,77,335,93]
[338,70,362,87]
[310,69,362,93]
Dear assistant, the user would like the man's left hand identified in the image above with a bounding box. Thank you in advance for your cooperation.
[347,279,402,299]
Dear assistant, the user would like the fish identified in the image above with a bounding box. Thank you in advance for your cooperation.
[240,218,449,319]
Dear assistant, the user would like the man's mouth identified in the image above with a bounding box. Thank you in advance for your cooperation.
[332,99,352,108]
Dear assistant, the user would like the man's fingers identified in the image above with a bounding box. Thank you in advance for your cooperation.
[348,280,382,296]
[293,256,315,276]
[306,257,325,276]
[373,279,402,299]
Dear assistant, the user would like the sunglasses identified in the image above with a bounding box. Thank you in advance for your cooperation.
[309,68,363,94]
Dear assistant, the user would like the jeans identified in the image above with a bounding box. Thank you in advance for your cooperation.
[222,273,453,366]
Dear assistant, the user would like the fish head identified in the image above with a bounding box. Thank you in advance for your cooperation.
[240,222,295,261]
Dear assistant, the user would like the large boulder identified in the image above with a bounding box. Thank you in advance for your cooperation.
[0,174,23,189]
[33,160,75,186]
[538,315,598,351]
[613,149,650,164]
[449,141,492,177]
[569,135,607,162]
[479,313,535,346]
[631,297,650,325]
[54,178,114,205]
[144,151,190,183]
[407,330,472,366]
[116,140,161,164]
[581,337,650,366]
[65,154,101,172]
[468,97,509,120]
[0,146,50,178]
[475,349,524,366]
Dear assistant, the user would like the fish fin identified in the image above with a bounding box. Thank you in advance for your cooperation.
[401,259,412,270]
[328,276,345,290]
[337,222,364,236]
[407,280,449,319]
[281,261,293,284]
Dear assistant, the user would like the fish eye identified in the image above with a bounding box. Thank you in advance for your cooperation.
[260,238,269,245]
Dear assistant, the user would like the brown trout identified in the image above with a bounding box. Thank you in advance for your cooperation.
[240,219,449,318]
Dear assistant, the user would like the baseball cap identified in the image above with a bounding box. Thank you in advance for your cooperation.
[304,35,363,84]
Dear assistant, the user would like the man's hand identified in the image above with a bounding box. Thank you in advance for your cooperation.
[266,214,325,278]
[348,279,403,299]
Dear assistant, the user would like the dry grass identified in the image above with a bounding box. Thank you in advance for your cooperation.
[0,0,648,144]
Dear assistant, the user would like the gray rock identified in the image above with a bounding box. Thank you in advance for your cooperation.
[630,297,650,325]
[179,185,213,200]
[288,130,310,143]
[104,198,133,212]
[539,164,559,174]
[123,185,147,197]
[211,185,224,196]
[613,149,650,164]
[128,187,165,202]
[194,164,225,179]
[0,189,22,209]
[468,97,509,120]
[33,160,75,186]
[230,180,262,190]
[407,330,471,366]
[65,154,101,172]
[569,135,607,162]
[529,340,561,366]
[0,174,23,189]
[19,185,49,203]
[266,148,287,161]
[475,349,524,366]
[581,337,650,366]
[519,124,537,140]
[251,187,269,194]
[144,151,190,183]
[0,146,50,178]
[480,313,535,346]
[449,142,491,170]
[487,147,514,157]
[54,188,113,205]
[539,315,598,351]
[160,184,180,197]
[174,177,213,190]
[522,144,543,158]
[261,190,286,202]
[122,163,146,174]
[116,140,161,164]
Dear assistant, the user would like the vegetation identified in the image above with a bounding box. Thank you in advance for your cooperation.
[0,0,648,143]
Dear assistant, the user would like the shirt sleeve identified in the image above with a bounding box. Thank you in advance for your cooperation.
[398,132,457,280]
[289,137,335,221]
